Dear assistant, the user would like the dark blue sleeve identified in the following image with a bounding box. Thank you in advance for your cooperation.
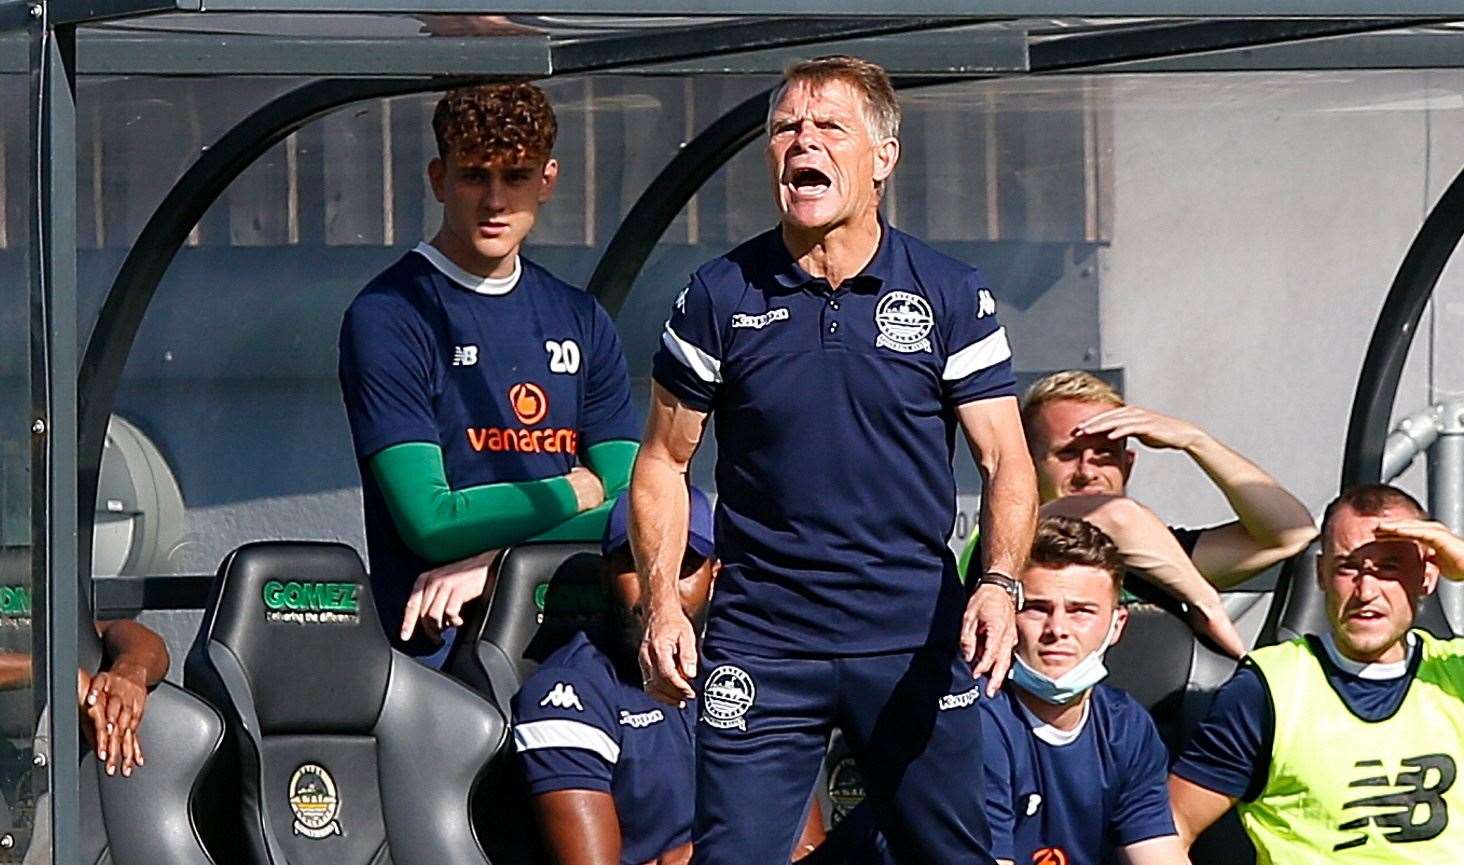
[939,271,1016,406]
[511,667,620,795]
[579,299,640,447]
[651,274,722,412]
[979,702,1018,862]
[1172,665,1271,801]
[338,293,439,460]
[1109,706,1178,847]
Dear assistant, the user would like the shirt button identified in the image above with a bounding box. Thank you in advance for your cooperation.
[829,322,839,333]
[831,301,839,310]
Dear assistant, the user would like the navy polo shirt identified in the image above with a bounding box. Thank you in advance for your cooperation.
[512,630,697,865]
[981,683,1176,865]
[339,244,639,654]
[652,223,1016,655]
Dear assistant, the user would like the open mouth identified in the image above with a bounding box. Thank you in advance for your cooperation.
[787,166,832,196]
[1348,609,1385,622]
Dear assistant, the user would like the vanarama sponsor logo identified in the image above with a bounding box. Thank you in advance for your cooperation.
[262,580,360,624]
[467,381,577,455]
[509,381,549,425]
[731,308,790,330]
[467,427,578,455]
[938,685,981,711]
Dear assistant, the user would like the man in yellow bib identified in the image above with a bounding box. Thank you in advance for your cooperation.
[1169,483,1464,863]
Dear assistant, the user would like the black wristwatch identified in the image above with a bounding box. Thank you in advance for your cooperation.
[977,570,1024,609]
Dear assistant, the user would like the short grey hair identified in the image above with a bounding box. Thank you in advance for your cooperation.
[766,55,901,144]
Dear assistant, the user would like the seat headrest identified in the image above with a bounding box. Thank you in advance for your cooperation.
[203,542,391,734]
[454,542,606,683]
[1271,539,1454,643]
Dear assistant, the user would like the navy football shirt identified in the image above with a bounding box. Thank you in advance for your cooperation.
[651,223,1016,655]
[1174,632,1420,800]
[981,682,1177,865]
[512,630,698,865]
[339,244,638,655]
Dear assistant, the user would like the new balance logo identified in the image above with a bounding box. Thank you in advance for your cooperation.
[452,345,478,367]
[1335,754,1456,850]
[539,683,584,712]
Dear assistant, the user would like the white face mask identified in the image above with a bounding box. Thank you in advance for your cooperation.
[1009,612,1121,705]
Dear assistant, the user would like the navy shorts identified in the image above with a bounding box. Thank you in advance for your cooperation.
[692,642,993,865]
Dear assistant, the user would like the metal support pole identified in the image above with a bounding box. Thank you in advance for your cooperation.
[1429,401,1464,633]
[34,13,80,865]
[1341,160,1464,489]
[1382,404,1443,482]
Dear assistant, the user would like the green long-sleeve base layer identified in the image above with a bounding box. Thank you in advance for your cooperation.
[369,439,638,563]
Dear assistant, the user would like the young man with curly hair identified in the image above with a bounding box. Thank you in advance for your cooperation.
[339,84,638,665]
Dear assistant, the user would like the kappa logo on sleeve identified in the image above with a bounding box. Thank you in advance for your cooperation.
[674,286,689,314]
[977,289,997,319]
[540,682,585,712]
[702,665,756,731]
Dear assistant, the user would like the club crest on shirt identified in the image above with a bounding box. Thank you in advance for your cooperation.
[1032,847,1069,865]
[874,291,933,354]
[288,763,342,839]
[702,665,756,731]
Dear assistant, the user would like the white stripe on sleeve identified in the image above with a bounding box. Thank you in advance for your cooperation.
[513,719,621,764]
[661,322,723,384]
[942,327,1012,381]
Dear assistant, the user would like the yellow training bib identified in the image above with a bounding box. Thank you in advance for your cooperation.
[1239,631,1464,864]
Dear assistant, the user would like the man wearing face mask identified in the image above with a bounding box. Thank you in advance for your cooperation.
[980,516,1184,865]
[1170,484,1464,862]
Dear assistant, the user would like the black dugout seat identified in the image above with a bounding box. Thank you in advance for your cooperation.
[80,682,226,865]
[186,541,505,865]
[442,542,607,865]
[1105,573,1282,865]
[446,542,606,722]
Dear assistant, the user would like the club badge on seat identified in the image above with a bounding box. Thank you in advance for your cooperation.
[288,763,342,838]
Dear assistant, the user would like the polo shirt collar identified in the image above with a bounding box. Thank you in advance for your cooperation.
[767,215,895,295]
